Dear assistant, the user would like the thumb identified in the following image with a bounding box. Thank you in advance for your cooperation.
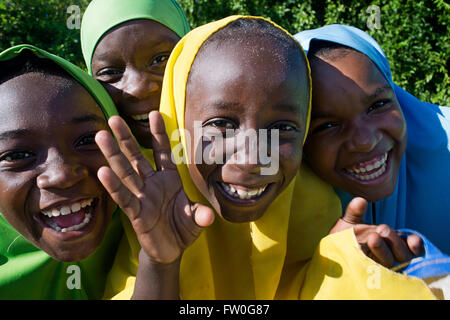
[330,197,368,234]
[193,203,215,228]
[342,197,368,224]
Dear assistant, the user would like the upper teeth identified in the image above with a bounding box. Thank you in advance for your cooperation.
[347,153,388,181]
[347,152,388,174]
[220,182,267,200]
[42,198,93,217]
[131,113,149,121]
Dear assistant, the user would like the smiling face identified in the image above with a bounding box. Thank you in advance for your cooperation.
[185,35,309,222]
[305,49,407,202]
[0,73,116,262]
[91,19,180,148]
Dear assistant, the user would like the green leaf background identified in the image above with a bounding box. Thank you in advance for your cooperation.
[1,0,448,105]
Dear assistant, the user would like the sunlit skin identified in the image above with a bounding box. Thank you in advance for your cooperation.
[305,50,407,202]
[305,49,422,267]
[185,38,309,222]
[91,19,180,148]
[93,32,309,298]
[0,73,116,262]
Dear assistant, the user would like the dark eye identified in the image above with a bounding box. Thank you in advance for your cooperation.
[205,119,236,130]
[0,150,35,164]
[149,54,170,67]
[96,68,124,82]
[311,122,338,134]
[368,99,391,113]
[269,122,298,132]
[76,133,97,148]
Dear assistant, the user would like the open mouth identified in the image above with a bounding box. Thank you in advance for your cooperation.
[216,182,272,203]
[131,113,150,126]
[344,151,391,182]
[40,198,97,233]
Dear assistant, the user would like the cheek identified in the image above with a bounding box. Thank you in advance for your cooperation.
[304,137,337,173]
[278,140,303,176]
[0,174,37,234]
[186,137,215,193]
[386,109,407,142]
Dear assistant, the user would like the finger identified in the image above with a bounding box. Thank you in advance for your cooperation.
[366,232,395,268]
[342,197,368,225]
[149,111,177,171]
[192,204,215,228]
[95,129,145,195]
[406,234,424,256]
[97,166,140,220]
[108,116,155,178]
[172,192,214,247]
[376,224,414,263]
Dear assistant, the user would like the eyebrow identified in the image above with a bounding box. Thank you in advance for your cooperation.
[69,114,106,125]
[0,115,105,141]
[204,101,301,113]
[366,85,392,101]
[0,129,30,141]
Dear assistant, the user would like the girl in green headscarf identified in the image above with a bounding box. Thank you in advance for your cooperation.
[0,44,123,299]
[81,0,190,149]
[80,0,191,298]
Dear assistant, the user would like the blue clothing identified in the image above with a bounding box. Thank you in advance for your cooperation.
[295,25,450,254]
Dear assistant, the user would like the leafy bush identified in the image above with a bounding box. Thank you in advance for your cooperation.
[0,0,448,105]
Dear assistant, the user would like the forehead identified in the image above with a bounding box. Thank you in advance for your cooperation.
[0,73,105,130]
[93,19,180,57]
[186,38,309,116]
[312,51,389,97]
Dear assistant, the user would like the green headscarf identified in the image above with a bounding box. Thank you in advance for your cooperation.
[81,0,190,73]
[0,44,123,299]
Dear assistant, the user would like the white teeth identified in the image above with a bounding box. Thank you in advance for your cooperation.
[60,206,71,216]
[71,203,81,212]
[131,113,149,121]
[347,152,388,175]
[350,162,387,181]
[51,209,60,217]
[220,183,267,200]
[42,198,94,218]
[60,213,92,233]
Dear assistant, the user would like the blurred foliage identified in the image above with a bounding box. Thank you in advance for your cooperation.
[0,0,89,67]
[0,0,448,105]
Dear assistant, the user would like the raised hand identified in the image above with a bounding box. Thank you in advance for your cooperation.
[95,111,215,265]
[330,197,423,268]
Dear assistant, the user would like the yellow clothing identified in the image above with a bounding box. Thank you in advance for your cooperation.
[104,15,435,300]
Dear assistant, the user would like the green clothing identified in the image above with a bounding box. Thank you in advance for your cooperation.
[81,0,190,73]
[0,44,123,299]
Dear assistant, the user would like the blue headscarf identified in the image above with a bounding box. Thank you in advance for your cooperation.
[295,25,450,254]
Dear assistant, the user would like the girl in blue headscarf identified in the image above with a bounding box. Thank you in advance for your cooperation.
[294,25,450,255]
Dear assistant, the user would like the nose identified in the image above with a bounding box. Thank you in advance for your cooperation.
[36,151,89,190]
[122,70,160,101]
[229,131,271,174]
[346,121,382,153]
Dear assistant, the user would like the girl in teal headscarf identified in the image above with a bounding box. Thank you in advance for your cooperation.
[81,0,190,149]
[0,44,123,299]
[294,25,450,255]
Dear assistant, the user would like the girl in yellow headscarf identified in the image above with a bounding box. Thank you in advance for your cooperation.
[96,16,436,299]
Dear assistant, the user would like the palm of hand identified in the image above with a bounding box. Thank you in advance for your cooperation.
[95,112,214,265]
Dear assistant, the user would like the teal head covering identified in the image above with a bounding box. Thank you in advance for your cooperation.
[81,0,190,73]
[0,44,123,299]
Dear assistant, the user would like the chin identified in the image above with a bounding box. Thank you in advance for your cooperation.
[216,205,267,223]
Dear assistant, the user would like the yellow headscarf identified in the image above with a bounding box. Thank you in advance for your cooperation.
[105,15,436,300]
